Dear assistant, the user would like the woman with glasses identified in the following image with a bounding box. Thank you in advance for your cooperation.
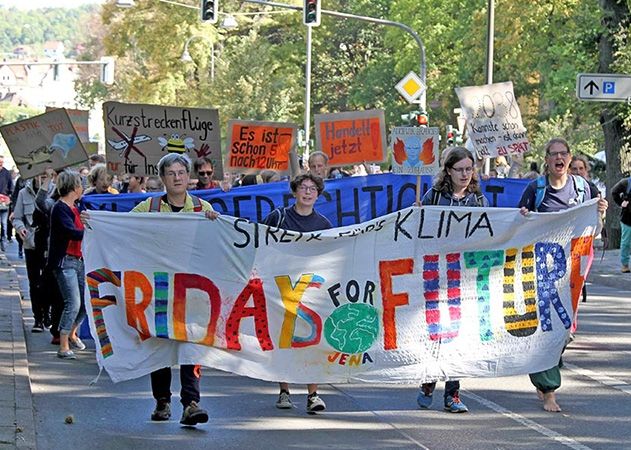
[416,146,488,414]
[262,174,332,414]
[421,146,488,209]
[518,137,607,412]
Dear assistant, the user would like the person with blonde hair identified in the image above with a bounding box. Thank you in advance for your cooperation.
[84,164,119,195]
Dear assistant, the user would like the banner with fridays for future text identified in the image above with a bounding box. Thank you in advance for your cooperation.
[83,201,598,384]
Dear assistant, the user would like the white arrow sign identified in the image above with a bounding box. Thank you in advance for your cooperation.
[576,73,631,102]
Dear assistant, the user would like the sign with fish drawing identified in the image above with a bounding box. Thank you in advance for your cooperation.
[390,127,440,175]
[103,101,223,177]
[0,108,88,179]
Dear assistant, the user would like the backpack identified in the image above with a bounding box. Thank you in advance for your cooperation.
[429,188,485,207]
[149,194,203,212]
[534,175,586,211]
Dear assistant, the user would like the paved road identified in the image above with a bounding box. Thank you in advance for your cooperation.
[4,240,631,450]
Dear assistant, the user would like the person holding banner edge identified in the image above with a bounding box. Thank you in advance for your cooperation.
[81,153,219,426]
[262,173,332,414]
[133,153,219,425]
[416,146,488,413]
[518,137,608,412]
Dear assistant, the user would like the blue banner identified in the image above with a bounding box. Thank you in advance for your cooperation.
[81,174,530,227]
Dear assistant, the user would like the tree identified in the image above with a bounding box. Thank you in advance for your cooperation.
[597,0,631,248]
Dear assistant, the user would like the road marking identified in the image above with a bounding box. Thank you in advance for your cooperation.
[464,391,593,450]
[332,385,431,449]
[564,363,631,395]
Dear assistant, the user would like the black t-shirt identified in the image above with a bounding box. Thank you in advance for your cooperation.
[262,205,333,232]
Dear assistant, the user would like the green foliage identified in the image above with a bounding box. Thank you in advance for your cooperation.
[0,5,97,57]
[0,103,40,125]
[46,0,629,173]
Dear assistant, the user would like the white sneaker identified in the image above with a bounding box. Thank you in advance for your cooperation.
[70,337,86,350]
[306,394,326,414]
[276,391,293,409]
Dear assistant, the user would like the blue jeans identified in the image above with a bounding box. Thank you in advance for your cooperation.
[54,256,86,335]
[0,209,8,240]
[621,222,631,267]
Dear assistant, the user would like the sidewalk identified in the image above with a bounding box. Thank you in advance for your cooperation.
[588,239,630,292]
[0,239,626,449]
[0,252,36,449]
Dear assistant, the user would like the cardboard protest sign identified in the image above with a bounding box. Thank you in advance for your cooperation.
[46,107,89,144]
[455,81,530,158]
[225,120,297,174]
[84,201,598,383]
[391,127,440,175]
[0,109,88,178]
[314,110,386,166]
[103,101,222,177]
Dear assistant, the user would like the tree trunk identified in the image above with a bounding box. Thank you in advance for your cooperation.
[598,0,630,249]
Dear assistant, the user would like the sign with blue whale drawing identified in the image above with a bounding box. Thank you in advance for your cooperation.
[0,108,88,179]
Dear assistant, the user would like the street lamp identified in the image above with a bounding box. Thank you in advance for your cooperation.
[181,36,215,81]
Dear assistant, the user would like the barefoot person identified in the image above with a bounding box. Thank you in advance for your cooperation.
[518,138,607,412]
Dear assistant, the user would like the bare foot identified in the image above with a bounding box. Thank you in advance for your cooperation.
[536,389,544,401]
[542,392,562,412]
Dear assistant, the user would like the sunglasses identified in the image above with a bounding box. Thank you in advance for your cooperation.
[197,171,213,176]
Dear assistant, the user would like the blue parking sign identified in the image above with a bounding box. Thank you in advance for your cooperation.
[603,81,616,94]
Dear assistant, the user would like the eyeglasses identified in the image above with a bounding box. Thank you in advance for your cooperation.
[450,166,474,175]
[197,171,213,176]
[297,185,318,193]
[547,151,570,158]
[165,170,187,178]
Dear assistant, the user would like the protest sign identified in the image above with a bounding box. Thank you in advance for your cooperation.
[0,109,88,178]
[391,127,440,175]
[455,81,530,158]
[314,110,386,166]
[83,201,597,383]
[225,120,296,174]
[46,107,89,144]
[103,101,222,177]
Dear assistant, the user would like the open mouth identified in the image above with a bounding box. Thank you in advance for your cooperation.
[554,161,565,170]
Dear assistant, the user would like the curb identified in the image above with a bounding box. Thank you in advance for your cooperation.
[0,255,37,449]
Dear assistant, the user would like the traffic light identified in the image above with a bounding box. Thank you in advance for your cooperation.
[454,128,463,144]
[200,0,218,23]
[304,0,321,26]
[446,125,455,145]
[414,111,429,127]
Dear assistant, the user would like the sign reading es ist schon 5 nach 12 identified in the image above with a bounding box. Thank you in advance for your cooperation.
[576,73,631,102]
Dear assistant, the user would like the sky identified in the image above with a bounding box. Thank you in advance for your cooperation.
[0,0,103,8]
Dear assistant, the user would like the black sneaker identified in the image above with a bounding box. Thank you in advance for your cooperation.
[180,401,208,425]
[151,398,171,421]
[32,322,44,333]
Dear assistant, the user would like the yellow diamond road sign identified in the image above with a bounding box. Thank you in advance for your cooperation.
[395,71,426,103]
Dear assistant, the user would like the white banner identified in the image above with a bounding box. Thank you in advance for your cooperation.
[83,201,599,383]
